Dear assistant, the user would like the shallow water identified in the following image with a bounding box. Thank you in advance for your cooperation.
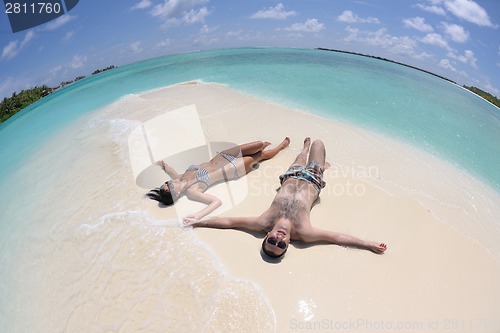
[0,48,499,332]
[0,101,275,332]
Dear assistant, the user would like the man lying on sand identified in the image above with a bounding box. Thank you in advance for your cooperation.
[184,138,387,259]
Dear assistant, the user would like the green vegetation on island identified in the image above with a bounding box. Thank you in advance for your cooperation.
[1,85,52,123]
[463,86,500,108]
[0,65,116,124]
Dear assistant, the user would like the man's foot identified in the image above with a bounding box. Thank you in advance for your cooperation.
[300,137,311,155]
[303,137,311,148]
[369,242,387,254]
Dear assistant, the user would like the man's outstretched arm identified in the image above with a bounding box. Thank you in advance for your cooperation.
[184,216,265,232]
[300,227,387,254]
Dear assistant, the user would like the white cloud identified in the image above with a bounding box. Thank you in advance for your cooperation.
[439,58,468,77]
[192,34,218,46]
[441,22,469,43]
[156,38,172,48]
[337,10,379,24]
[49,65,63,75]
[0,14,68,60]
[223,29,268,43]
[129,41,142,53]
[482,81,499,96]
[285,19,325,33]
[224,29,262,42]
[416,3,447,16]
[439,58,456,70]
[150,0,209,27]
[41,14,76,31]
[1,41,19,60]
[21,30,35,48]
[70,54,87,69]
[0,77,23,98]
[417,0,496,27]
[403,17,433,32]
[421,32,451,50]
[63,31,75,42]
[131,0,153,10]
[226,30,243,38]
[199,24,216,34]
[1,31,35,60]
[344,27,431,60]
[251,3,296,20]
[151,0,206,18]
[447,49,477,68]
[442,0,496,27]
[181,7,209,24]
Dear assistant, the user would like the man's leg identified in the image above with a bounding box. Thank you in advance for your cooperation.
[290,137,311,167]
[307,139,326,166]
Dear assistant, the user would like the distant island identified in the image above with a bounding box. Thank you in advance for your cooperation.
[1,65,116,123]
[2,49,500,124]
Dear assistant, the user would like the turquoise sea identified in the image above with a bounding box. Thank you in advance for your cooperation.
[1,48,499,332]
[1,48,498,190]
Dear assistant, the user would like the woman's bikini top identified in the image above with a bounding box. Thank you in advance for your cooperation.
[185,164,210,187]
[183,152,239,189]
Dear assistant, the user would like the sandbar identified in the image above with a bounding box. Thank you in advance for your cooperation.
[141,82,500,332]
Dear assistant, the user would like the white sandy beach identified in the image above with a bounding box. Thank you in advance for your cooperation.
[5,81,499,333]
[135,82,500,332]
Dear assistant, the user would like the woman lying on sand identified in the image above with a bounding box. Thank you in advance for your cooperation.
[147,138,290,221]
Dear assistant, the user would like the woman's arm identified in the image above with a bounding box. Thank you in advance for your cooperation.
[183,190,222,222]
[156,160,181,179]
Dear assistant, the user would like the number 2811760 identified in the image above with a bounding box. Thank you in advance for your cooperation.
[5,2,62,14]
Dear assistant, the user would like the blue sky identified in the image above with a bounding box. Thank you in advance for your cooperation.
[1,0,499,99]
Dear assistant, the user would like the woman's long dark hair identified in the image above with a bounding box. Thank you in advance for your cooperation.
[146,181,175,206]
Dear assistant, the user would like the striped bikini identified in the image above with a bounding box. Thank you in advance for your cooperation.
[184,152,240,188]
[185,164,210,187]
[219,151,240,179]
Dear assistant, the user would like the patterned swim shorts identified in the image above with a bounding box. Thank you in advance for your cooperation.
[279,162,326,193]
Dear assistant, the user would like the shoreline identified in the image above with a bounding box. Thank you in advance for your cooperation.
[138,82,500,332]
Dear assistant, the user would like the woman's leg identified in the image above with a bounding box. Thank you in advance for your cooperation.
[259,137,290,160]
[221,141,269,158]
[242,137,290,172]
[222,137,291,158]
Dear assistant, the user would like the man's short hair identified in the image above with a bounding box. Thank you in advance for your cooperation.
[261,237,287,259]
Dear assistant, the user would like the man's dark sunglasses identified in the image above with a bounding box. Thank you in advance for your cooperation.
[267,237,287,249]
